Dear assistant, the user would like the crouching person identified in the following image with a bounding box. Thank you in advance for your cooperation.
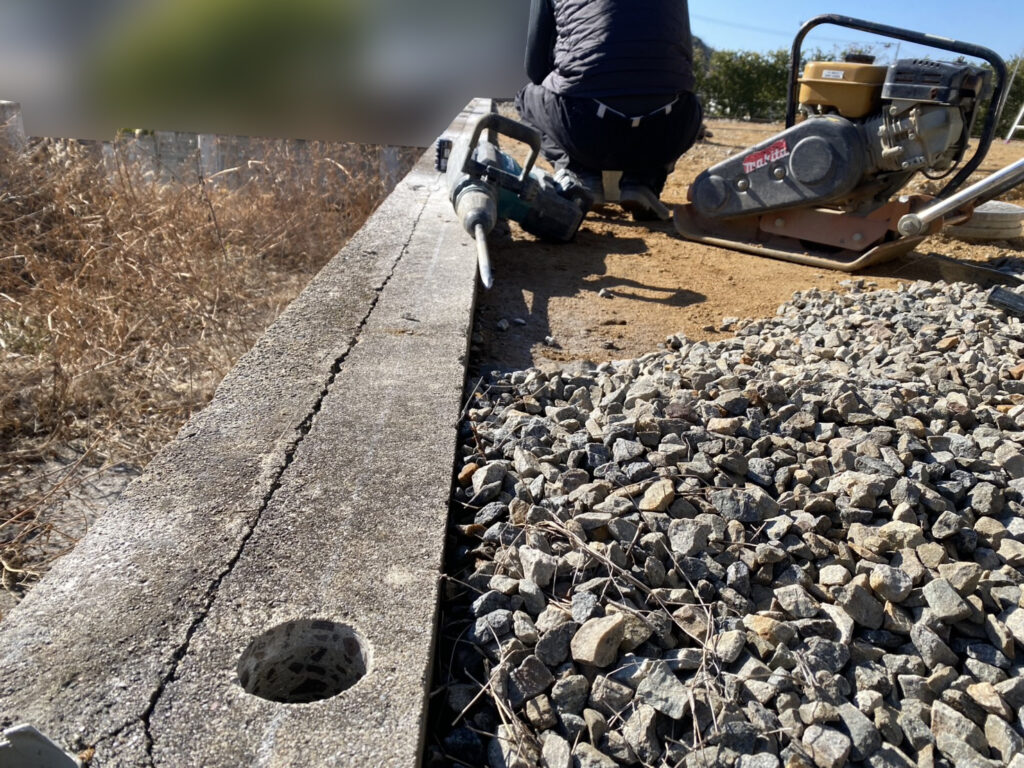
[516,0,704,221]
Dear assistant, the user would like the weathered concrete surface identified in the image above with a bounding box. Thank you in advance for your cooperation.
[0,100,489,765]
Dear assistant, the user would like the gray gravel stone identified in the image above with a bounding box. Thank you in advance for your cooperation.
[869,565,913,603]
[932,510,965,539]
[897,707,934,751]
[736,756,781,768]
[664,647,704,672]
[911,622,959,669]
[864,746,916,768]
[612,438,645,464]
[571,591,602,624]
[535,622,576,667]
[922,578,973,623]
[931,700,988,754]
[877,521,926,550]
[550,675,589,716]
[473,590,511,617]
[560,712,586,744]
[834,582,884,630]
[509,655,554,707]
[712,629,747,664]
[935,732,1002,768]
[536,605,572,634]
[634,660,689,719]
[525,695,558,730]
[475,610,514,642]
[995,443,1024,479]
[445,274,1024,768]
[775,584,820,619]
[837,702,881,761]
[802,725,851,768]
[668,518,709,557]
[969,482,1004,516]
[541,733,572,768]
[712,488,766,523]
[519,547,558,588]
[937,561,983,595]
[607,654,650,689]
[513,611,539,645]
[518,579,546,616]
[573,743,618,768]
[476,502,509,526]
[622,704,661,765]
[985,713,1024,762]
[996,676,1024,709]
[588,675,634,717]
[819,564,852,587]
[488,724,538,768]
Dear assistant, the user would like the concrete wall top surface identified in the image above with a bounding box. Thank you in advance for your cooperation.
[0,99,490,767]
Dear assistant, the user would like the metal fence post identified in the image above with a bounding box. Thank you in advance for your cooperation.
[0,100,26,149]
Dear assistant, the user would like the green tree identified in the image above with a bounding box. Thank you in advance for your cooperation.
[694,48,791,121]
[997,56,1024,140]
[693,45,892,122]
[964,55,1023,139]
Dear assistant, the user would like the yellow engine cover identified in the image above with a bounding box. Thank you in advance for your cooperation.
[799,61,888,119]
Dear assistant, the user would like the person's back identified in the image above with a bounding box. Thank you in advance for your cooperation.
[517,0,703,220]
[543,0,695,101]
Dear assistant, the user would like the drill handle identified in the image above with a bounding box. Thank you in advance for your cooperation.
[462,113,542,181]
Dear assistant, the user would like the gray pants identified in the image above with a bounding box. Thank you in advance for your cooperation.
[515,84,703,194]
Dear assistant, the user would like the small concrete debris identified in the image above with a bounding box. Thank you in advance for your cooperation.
[432,277,1024,766]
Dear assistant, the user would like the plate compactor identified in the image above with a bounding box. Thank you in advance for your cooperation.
[675,14,1024,276]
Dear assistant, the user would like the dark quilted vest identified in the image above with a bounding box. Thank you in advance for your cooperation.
[543,0,694,98]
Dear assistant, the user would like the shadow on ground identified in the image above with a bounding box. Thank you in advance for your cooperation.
[867,240,1024,289]
[473,218,707,374]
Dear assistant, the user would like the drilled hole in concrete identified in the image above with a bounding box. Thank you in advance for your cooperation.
[237,619,369,704]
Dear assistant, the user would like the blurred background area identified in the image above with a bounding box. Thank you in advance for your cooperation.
[3,1,1021,147]
[0,0,528,146]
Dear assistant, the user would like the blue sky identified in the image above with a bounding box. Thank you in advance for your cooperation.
[689,1,1023,63]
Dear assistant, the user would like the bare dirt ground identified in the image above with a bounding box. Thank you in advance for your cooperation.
[472,119,1024,374]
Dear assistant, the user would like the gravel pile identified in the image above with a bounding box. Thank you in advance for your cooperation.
[431,277,1024,768]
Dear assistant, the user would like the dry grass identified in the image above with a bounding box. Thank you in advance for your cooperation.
[0,133,416,594]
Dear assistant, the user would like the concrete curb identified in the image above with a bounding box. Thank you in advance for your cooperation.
[0,100,490,766]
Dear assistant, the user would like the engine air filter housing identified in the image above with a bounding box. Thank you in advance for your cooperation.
[799,61,888,119]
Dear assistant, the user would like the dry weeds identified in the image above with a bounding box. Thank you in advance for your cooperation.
[0,134,416,595]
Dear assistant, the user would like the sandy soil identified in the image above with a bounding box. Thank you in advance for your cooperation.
[472,119,1024,375]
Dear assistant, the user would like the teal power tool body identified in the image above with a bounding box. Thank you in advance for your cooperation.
[436,113,586,288]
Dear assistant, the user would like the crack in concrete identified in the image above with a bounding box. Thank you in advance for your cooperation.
[131,192,432,767]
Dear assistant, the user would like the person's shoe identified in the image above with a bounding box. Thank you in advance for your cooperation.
[619,184,671,221]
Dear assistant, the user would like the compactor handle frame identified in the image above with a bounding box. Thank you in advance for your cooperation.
[785,14,1008,200]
